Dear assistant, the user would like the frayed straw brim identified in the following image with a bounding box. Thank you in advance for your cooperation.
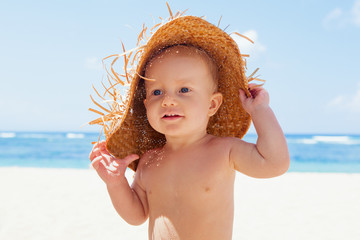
[89,7,264,171]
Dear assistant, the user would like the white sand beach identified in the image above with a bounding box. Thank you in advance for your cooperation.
[1,167,359,240]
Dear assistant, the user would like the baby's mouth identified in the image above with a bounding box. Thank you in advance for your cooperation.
[162,114,183,119]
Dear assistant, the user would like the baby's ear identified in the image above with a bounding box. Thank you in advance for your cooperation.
[143,99,147,108]
[208,92,223,116]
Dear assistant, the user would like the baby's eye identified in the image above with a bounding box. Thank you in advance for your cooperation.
[153,89,162,96]
[180,87,190,93]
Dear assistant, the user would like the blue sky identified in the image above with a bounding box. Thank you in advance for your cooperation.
[0,0,359,134]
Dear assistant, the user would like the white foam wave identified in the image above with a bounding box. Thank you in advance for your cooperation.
[295,136,360,145]
[0,132,16,138]
[313,136,351,143]
[20,133,53,139]
[66,133,85,139]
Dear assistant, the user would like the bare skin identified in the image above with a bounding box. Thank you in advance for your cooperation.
[89,45,290,239]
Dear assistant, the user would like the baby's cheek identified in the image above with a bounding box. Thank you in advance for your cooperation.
[191,101,208,117]
[145,105,159,126]
[146,114,158,131]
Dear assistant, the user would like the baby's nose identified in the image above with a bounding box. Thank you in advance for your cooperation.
[161,94,178,107]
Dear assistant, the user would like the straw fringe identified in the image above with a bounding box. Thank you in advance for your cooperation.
[217,16,222,28]
[166,2,173,20]
[231,32,255,44]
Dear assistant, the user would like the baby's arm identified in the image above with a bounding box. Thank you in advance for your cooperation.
[230,85,290,178]
[89,141,148,225]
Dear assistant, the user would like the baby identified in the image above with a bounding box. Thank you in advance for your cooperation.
[89,15,289,240]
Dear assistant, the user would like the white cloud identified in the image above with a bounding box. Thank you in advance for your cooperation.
[352,0,360,26]
[85,57,102,71]
[328,82,360,113]
[323,8,344,27]
[231,30,266,57]
[323,0,360,28]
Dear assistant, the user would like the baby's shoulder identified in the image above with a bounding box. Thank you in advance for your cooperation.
[209,135,247,147]
[208,135,252,155]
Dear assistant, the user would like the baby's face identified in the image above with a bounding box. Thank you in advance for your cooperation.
[143,46,222,137]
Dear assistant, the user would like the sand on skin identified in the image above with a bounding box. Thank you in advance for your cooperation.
[0,167,359,240]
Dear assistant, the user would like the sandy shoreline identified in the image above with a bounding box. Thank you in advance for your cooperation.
[1,167,359,240]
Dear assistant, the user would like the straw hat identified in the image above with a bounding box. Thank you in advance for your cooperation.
[89,6,263,171]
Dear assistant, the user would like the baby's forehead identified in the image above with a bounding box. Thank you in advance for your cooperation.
[145,45,218,82]
[146,45,212,68]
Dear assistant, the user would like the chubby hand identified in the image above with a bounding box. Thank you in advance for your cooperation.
[239,83,270,115]
[89,141,139,187]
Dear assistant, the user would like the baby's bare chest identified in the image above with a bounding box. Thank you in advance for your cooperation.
[142,146,234,205]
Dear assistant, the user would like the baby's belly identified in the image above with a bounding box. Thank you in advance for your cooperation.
[147,187,235,240]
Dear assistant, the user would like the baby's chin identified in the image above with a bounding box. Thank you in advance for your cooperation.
[156,125,192,138]
[156,128,186,137]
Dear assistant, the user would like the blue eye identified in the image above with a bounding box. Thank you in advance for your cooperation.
[153,89,162,96]
[180,87,189,93]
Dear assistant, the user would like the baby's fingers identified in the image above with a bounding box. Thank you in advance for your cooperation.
[91,155,106,171]
[121,154,140,166]
[239,88,247,103]
[89,140,106,160]
[89,148,99,161]
[239,89,252,104]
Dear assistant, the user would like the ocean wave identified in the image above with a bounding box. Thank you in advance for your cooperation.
[313,136,351,143]
[20,133,55,139]
[66,133,85,139]
[0,132,88,140]
[294,135,360,145]
[0,132,16,138]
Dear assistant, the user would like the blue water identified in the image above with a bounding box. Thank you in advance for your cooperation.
[0,132,360,173]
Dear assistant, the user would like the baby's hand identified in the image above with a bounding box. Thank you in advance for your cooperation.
[239,84,270,115]
[89,141,139,187]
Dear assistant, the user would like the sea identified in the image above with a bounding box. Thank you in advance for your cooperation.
[0,132,360,173]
